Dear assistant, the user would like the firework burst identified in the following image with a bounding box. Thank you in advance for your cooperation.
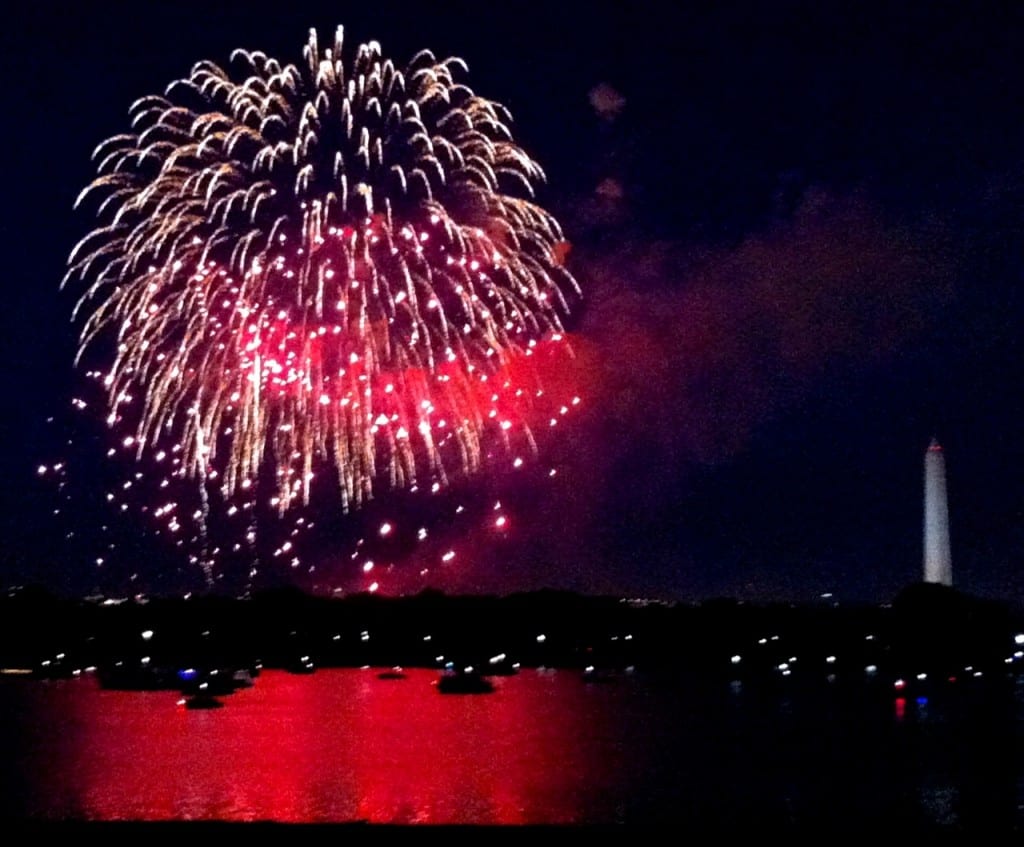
[63,24,579,543]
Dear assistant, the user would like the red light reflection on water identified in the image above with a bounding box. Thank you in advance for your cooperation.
[18,669,637,824]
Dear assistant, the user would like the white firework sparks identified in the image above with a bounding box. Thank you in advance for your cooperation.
[64,25,580,523]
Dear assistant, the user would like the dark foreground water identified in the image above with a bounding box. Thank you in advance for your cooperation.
[1,667,1023,832]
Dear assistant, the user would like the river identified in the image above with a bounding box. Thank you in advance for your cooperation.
[1,666,1022,830]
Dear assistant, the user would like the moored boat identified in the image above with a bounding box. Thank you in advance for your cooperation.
[436,668,495,694]
[184,692,224,710]
[377,666,407,680]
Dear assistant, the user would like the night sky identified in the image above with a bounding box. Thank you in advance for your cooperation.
[4,1,1024,605]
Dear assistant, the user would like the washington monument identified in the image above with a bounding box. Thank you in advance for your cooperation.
[923,438,952,586]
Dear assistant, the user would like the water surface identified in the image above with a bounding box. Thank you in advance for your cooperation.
[1,667,1021,829]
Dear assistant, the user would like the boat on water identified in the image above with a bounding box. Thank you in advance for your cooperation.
[377,666,407,680]
[32,657,77,680]
[485,654,520,676]
[231,667,256,688]
[436,668,495,694]
[178,667,244,696]
[183,692,224,710]
[285,655,316,674]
